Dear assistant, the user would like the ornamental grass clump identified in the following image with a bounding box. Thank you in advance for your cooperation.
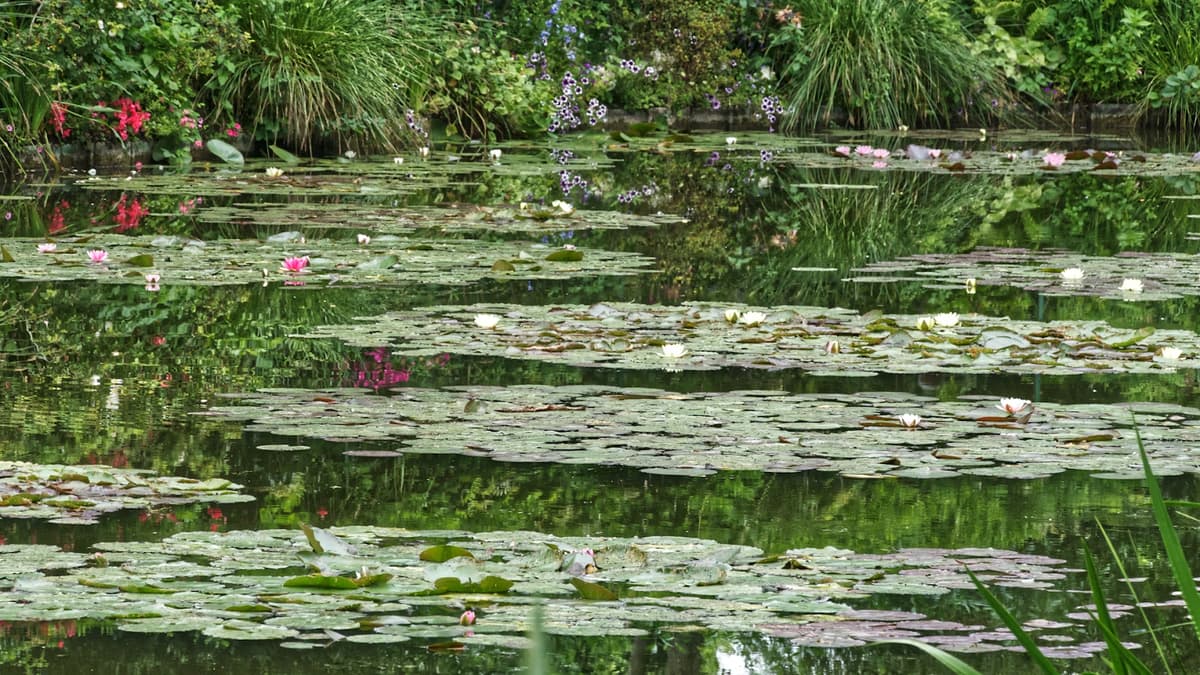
[778,0,1013,130]
[211,0,438,152]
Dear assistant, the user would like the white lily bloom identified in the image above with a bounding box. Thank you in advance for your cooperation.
[1120,278,1144,293]
[489,148,502,161]
[661,343,688,358]
[738,311,767,326]
[934,312,960,327]
[1060,267,1084,281]
[897,414,921,429]
[1160,346,1183,360]
[357,233,371,245]
[996,397,1031,415]
[724,309,740,323]
[725,137,737,145]
[915,316,936,331]
[393,157,404,165]
[264,167,284,178]
[473,314,501,329]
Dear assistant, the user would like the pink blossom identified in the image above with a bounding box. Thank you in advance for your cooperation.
[872,160,888,169]
[1043,152,1066,169]
[281,256,310,273]
[872,148,890,159]
[834,145,851,156]
[854,145,874,156]
[459,610,476,626]
[87,249,108,263]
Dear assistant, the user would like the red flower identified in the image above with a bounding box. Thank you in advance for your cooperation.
[316,508,328,519]
[50,102,71,138]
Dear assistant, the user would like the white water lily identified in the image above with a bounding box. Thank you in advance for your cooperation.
[661,343,689,358]
[724,309,740,323]
[1120,278,1144,293]
[344,150,356,159]
[419,146,430,158]
[996,397,1031,415]
[264,167,284,178]
[915,316,936,331]
[738,311,767,326]
[357,233,371,245]
[965,278,976,295]
[934,312,959,327]
[489,148,502,162]
[897,414,922,429]
[824,340,840,354]
[473,313,501,329]
[1060,267,1084,281]
[392,157,404,165]
[551,199,575,215]
[1159,346,1183,360]
[725,137,737,145]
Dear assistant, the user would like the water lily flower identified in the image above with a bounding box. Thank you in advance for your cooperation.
[473,313,500,329]
[929,148,942,159]
[344,150,356,160]
[145,282,159,292]
[1159,346,1183,360]
[725,137,737,145]
[738,311,767,326]
[915,316,936,330]
[551,200,574,215]
[489,148,502,162]
[459,609,476,626]
[1043,152,1066,169]
[87,249,108,263]
[854,145,874,156]
[724,309,740,323]
[897,414,921,429]
[898,124,909,132]
[934,312,959,327]
[419,146,430,158]
[1120,278,1144,293]
[264,167,284,178]
[834,145,851,157]
[872,160,888,169]
[661,343,688,358]
[1060,267,1084,281]
[144,273,160,284]
[281,256,309,273]
[87,168,97,177]
[37,243,56,253]
[997,397,1031,415]
[965,278,976,294]
[872,148,890,160]
[357,233,371,245]
[393,157,404,165]
[824,340,840,354]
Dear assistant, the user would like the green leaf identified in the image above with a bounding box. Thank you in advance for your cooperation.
[123,254,154,267]
[352,572,392,587]
[964,567,1061,675]
[269,145,301,165]
[1135,423,1200,643]
[569,577,617,601]
[874,639,983,675]
[0,246,13,263]
[419,545,475,563]
[1083,546,1150,675]
[432,575,513,594]
[545,250,584,262]
[491,259,516,272]
[283,574,358,590]
[205,138,244,165]
[356,255,398,270]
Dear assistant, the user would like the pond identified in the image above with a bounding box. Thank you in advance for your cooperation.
[1,129,1199,673]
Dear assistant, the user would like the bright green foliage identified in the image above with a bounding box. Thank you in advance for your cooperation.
[779,0,1013,130]
[209,0,438,152]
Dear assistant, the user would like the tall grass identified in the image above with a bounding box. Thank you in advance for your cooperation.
[887,419,1200,673]
[779,0,1013,131]
[0,1,50,164]
[210,0,440,152]
[1139,0,1200,128]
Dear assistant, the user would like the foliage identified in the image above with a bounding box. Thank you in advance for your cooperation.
[422,20,551,140]
[209,0,438,153]
[779,0,1015,130]
[1140,1,1200,128]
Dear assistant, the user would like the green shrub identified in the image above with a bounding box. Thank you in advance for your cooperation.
[1141,1,1200,128]
[779,0,1014,130]
[209,0,439,153]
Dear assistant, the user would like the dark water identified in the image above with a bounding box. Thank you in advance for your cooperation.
[2,136,1200,672]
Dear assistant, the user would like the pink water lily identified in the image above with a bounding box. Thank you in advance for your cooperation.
[1043,152,1066,169]
[459,609,476,626]
[37,243,56,253]
[996,397,1031,415]
[87,249,108,263]
[281,256,310,273]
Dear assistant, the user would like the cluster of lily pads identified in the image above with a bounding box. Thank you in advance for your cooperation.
[0,461,250,525]
[200,385,1200,480]
[0,233,653,288]
[847,247,1200,302]
[0,523,1151,657]
[299,302,1195,375]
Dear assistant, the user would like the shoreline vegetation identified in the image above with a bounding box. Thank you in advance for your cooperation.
[3,0,1199,169]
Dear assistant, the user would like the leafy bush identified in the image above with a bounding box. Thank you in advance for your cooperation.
[779,0,1014,130]
[423,21,551,140]
[209,0,439,153]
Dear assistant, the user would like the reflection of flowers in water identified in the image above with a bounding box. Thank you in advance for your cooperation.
[343,348,451,390]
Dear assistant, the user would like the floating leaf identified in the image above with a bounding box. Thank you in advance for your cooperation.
[420,545,476,563]
[569,577,617,601]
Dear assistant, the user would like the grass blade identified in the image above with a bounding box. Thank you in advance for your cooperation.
[875,639,983,674]
[963,566,1061,675]
[1083,545,1153,675]
[1134,424,1200,643]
